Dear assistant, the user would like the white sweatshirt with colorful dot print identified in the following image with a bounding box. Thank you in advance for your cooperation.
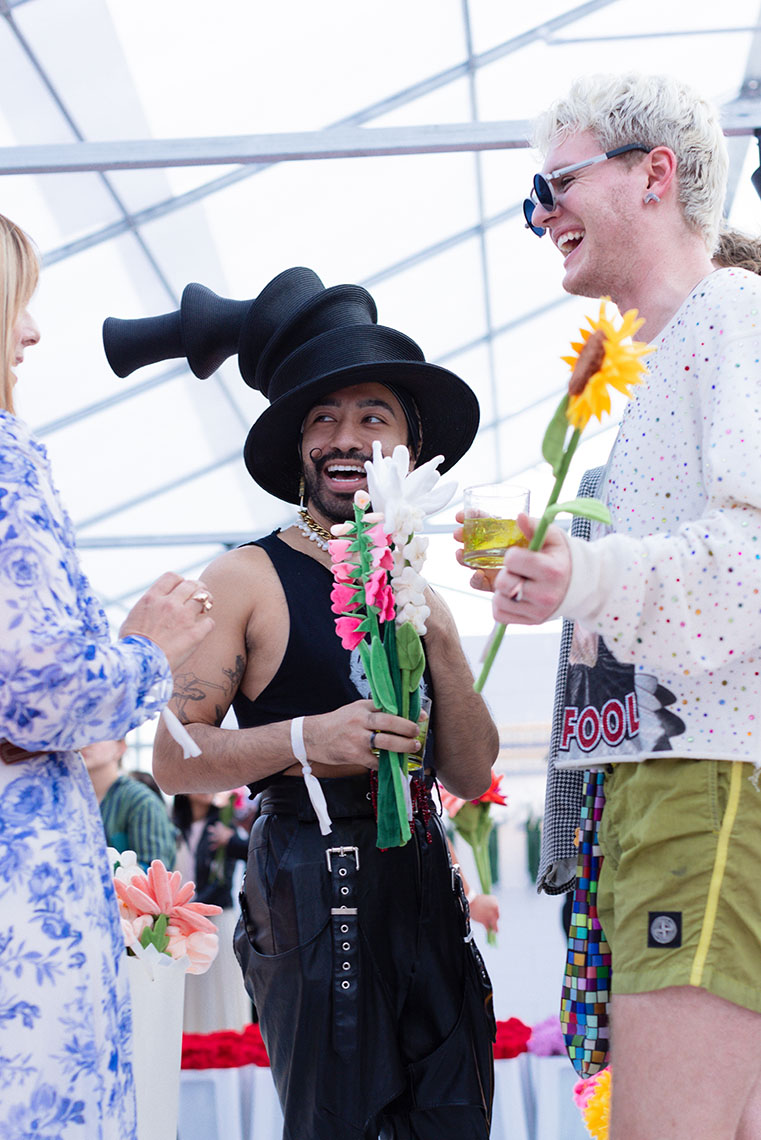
[557,267,761,768]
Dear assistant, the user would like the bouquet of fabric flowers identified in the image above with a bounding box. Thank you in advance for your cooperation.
[439,770,506,945]
[329,441,456,848]
[110,849,221,975]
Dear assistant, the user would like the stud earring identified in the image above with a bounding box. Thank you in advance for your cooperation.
[644,191,661,204]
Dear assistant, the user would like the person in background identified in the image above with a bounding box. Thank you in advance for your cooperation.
[0,212,213,1139]
[82,737,176,870]
[713,225,761,274]
[173,791,252,1034]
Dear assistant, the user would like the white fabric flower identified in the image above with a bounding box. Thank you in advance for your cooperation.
[364,442,456,541]
[364,441,455,637]
[397,602,431,633]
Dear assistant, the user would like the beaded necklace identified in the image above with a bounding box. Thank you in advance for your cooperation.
[296,508,332,551]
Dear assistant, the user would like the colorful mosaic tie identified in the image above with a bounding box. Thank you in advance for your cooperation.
[560,767,611,1077]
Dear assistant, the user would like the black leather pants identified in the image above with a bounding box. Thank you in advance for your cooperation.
[234,773,494,1140]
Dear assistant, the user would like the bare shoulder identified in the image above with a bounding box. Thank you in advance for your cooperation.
[168,543,286,727]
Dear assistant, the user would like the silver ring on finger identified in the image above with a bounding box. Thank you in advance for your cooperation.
[192,590,213,613]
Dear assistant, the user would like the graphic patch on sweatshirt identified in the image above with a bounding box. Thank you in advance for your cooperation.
[559,627,685,761]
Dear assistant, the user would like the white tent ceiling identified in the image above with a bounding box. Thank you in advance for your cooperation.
[3,0,761,752]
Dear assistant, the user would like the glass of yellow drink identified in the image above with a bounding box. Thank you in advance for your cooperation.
[462,483,531,569]
[407,696,432,771]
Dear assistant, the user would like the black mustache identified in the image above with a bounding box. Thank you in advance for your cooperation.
[312,450,371,474]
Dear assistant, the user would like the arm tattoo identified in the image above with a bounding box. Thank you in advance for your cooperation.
[171,655,247,725]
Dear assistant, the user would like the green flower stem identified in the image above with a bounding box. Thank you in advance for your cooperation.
[473,427,582,693]
[400,667,411,776]
[470,822,498,947]
[527,427,581,553]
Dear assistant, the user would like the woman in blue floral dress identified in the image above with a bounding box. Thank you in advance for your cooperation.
[0,214,214,1139]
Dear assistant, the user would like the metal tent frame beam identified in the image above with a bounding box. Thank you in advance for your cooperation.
[3,112,761,176]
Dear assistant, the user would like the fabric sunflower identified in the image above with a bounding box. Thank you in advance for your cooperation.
[574,1065,611,1140]
[563,300,651,429]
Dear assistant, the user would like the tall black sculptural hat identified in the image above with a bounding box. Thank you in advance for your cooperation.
[102,267,480,504]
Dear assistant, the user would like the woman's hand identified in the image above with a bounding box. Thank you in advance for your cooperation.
[119,572,214,672]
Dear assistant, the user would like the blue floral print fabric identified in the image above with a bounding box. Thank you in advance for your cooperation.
[0,412,173,1138]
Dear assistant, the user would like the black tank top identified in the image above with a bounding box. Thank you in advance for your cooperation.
[233,532,365,732]
[233,531,434,793]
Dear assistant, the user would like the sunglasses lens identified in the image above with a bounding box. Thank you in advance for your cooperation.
[523,198,545,238]
[533,174,554,209]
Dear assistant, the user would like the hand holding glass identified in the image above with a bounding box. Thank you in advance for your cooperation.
[462,483,531,569]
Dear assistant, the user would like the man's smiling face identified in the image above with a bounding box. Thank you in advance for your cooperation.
[531,130,647,302]
[300,381,412,524]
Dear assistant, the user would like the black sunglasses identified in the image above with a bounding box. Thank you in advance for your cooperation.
[523,144,651,237]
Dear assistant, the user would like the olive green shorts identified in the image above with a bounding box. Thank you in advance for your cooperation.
[597,756,761,1013]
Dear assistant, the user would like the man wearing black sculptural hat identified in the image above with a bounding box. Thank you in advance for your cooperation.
[106,269,498,1139]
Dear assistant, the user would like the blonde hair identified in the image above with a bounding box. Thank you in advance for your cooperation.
[533,73,729,254]
[0,215,39,414]
[713,226,761,275]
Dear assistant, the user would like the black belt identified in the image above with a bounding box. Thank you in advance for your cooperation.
[326,844,360,1059]
[0,740,48,764]
[258,771,436,822]
[258,774,376,820]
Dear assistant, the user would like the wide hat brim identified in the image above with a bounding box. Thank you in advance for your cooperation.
[244,359,480,503]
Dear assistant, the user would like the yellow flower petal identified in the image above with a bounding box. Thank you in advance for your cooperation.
[566,300,653,430]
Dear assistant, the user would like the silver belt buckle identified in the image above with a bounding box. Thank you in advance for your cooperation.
[325,845,360,871]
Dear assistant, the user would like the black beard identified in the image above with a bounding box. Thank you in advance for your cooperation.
[302,450,371,524]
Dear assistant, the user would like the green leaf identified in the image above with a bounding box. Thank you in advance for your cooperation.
[384,621,403,707]
[395,622,425,690]
[545,497,612,525]
[541,394,571,476]
[375,750,410,848]
[139,913,170,955]
[368,637,398,713]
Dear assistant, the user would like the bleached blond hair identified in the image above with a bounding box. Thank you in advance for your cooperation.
[533,73,728,253]
[0,215,39,414]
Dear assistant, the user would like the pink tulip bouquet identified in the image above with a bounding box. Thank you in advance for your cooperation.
[110,849,222,975]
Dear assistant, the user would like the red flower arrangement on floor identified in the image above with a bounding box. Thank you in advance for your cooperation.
[180,1015,556,1069]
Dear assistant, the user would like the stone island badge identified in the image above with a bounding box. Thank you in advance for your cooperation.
[648,911,682,948]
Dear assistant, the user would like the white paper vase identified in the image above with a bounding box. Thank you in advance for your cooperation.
[126,952,187,1140]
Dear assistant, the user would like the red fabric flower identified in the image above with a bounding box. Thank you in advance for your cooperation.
[471,771,507,807]
[493,1017,532,1060]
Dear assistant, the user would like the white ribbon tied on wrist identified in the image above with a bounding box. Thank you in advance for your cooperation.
[161,708,202,758]
[290,716,333,835]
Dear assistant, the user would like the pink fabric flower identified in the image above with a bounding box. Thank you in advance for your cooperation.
[527,1015,565,1056]
[365,522,391,549]
[167,926,220,974]
[376,583,395,623]
[332,560,357,583]
[331,582,361,614]
[113,860,221,935]
[364,568,387,607]
[328,538,355,563]
[370,544,394,571]
[335,615,366,650]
